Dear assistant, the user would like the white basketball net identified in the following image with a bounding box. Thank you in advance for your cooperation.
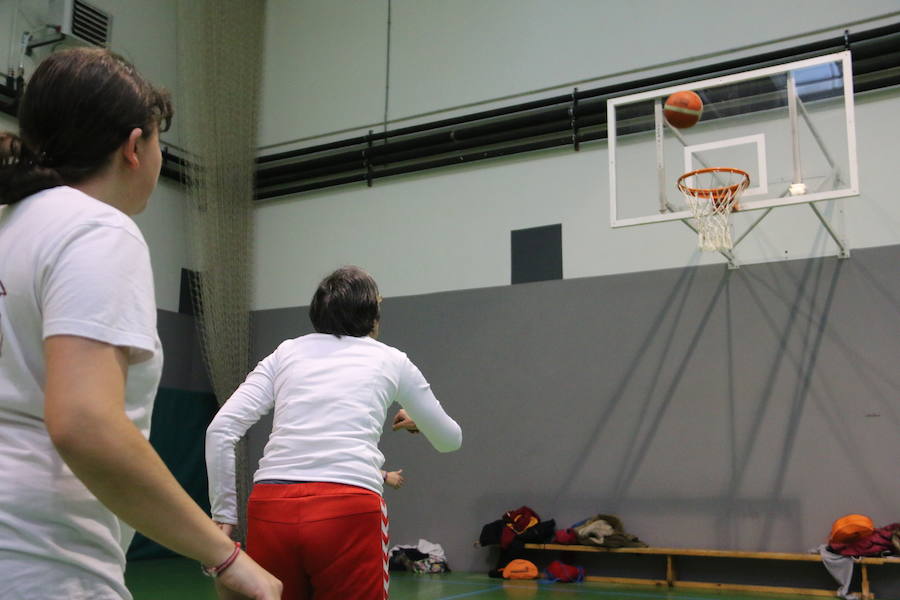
[678,168,749,252]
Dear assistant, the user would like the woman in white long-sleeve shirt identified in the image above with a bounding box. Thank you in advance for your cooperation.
[206,266,462,600]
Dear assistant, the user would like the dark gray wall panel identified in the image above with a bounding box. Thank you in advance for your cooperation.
[511,224,563,284]
[247,245,900,593]
[250,307,310,360]
[157,309,211,393]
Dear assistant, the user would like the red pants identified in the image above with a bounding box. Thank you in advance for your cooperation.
[246,482,388,600]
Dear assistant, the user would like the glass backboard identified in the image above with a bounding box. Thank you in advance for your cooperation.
[608,51,858,228]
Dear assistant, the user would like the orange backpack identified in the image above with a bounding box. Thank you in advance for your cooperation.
[830,514,875,544]
[499,559,539,580]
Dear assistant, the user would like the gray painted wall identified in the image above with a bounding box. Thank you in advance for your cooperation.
[245,245,900,593]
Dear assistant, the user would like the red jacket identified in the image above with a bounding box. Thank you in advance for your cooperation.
[500,506,540,549]
[830,523,900,557]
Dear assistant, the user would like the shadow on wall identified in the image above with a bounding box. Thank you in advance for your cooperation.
[542,258,853,550]
[248,247,900,569]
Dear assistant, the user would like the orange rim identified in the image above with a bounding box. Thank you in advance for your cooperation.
[677,167,750,201]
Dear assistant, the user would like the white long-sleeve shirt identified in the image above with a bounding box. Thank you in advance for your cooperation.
[206,333,461,524]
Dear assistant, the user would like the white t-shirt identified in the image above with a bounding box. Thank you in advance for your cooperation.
[206,333,462,524]
[0,186,162,600]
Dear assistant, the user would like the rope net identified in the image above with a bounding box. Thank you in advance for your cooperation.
[176,0,266,542]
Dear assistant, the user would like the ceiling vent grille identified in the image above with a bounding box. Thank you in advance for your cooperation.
[70,0,111,47]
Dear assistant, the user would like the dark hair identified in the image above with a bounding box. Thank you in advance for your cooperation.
[0,47,173,205]
[309,266,381,337]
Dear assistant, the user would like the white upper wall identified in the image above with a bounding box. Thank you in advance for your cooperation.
[260,0,900,144]
[131,178,189,312]
[253,1,900,309]
[260,0,386,147]
[388,0,893,121]
[0,0,189,312]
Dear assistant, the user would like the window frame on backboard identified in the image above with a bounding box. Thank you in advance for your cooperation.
[683,134,768,198]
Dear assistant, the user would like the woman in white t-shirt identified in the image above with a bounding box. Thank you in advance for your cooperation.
[206,266,462,600]
[0,48,280,599]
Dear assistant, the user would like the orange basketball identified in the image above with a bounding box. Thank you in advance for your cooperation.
[664,90,703,128]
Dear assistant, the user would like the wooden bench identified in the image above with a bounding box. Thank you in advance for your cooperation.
[524,543,900,599]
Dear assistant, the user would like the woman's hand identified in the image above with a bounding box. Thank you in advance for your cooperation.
[214,551,282,599]
[215,521,236,538]
[392,409,419,433]
[384,469,405,489]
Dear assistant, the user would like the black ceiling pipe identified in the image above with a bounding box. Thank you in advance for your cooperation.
[855,70,900,94]
[257,102,593,179]
[257,62,859,187]
[258,56,896,199]
[159,163,187,183]
[256,64,900,200]
[255,127,619,200]
[256,108,610,187]
[261,50,854,187]
[258,64,853,190]
[852,49,900,76]
[256,118,586,187]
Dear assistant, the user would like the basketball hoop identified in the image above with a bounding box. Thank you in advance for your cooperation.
[677,167,750,251]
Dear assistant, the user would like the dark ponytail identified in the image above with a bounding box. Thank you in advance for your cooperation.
[0,132,64,206]
[0,47,173,206]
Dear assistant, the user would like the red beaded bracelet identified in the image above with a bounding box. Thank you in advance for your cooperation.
[201,541,241,578]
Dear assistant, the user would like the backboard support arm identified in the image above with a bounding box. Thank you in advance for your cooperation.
[787,73,803,186]
[655,99,668,213]
[809,203,850,259]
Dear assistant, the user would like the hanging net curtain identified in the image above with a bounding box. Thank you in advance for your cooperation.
[176,0,266,542]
